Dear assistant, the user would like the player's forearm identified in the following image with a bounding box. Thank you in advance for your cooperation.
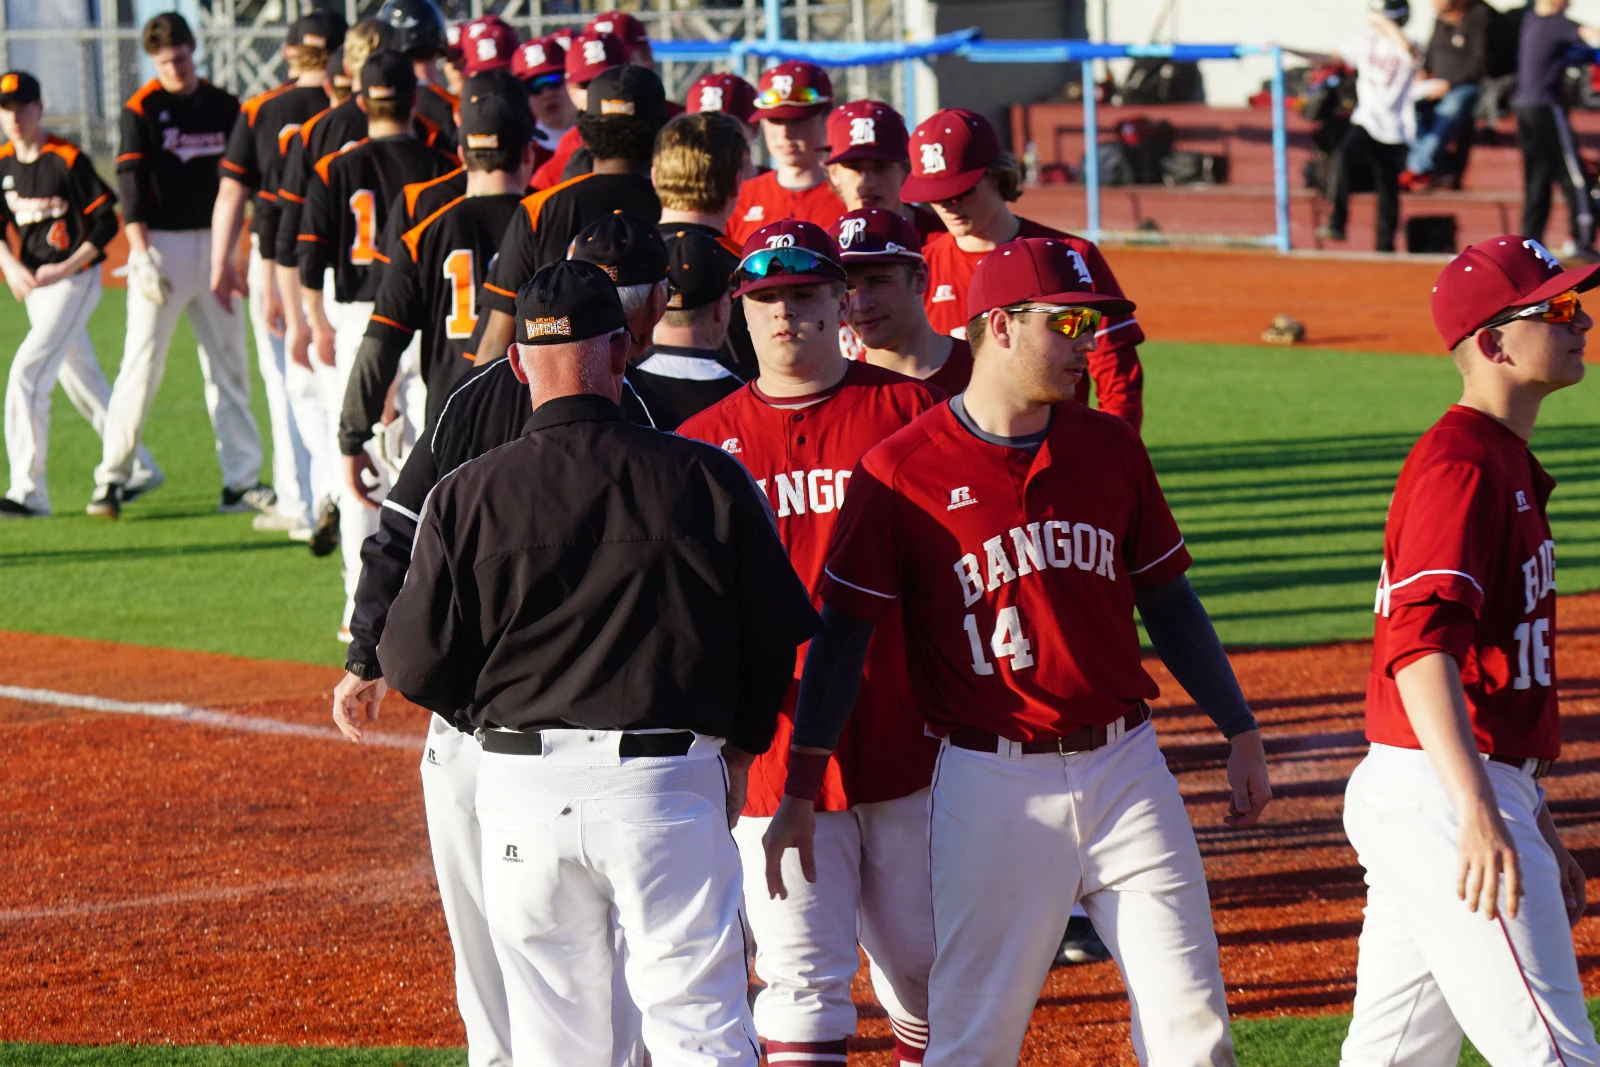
[1395,652,1499,813]
[210,178,251,271]
[476,309,514,366]
[783,606,876,794]
[52,242,100,278]
[1136,575,1257,739]
[124,221,150,256]
[340,332,408,454]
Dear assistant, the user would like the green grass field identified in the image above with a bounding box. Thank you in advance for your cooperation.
[3,289,1600,1064]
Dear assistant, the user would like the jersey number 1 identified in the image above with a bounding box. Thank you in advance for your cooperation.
[443,249,476,339]
[963,607,1035,676]
[348,190,379,266]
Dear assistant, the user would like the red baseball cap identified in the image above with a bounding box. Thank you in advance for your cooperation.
[549,28,576,52]
[733,219,847,297]
[902,108,1002,203]
[829,208,923,264]
[687,72,758,125]
[461,16,519,76]
[446,22,465,64]
[566,30,624,84]
[1432,235,1600,348]
[967,238,1135,322]
[584,11,650,50]
[825,100,908,165]
[755,60,832,121]
[512,35,565,81]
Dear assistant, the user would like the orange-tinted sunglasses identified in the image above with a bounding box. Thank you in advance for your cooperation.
[1006,304,1104,340]
[1482,289,1582,330]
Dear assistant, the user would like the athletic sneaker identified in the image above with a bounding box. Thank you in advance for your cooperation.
[0,498,43,518]
[123,469,165,504]
[86,485,122,519]
[308,501,340,558]
[1055,916,1112,966]
[252,509,302,532]
[219,483,277,515]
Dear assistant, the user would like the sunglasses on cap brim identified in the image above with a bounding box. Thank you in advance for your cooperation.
[1001,303,1104,340]
[1478,289,1583,331]
[756,85,826,109]
[524,72,564,93]
[733,247,845,288]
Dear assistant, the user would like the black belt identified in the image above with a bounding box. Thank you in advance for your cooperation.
[476,728,697,758]
[1487,754,1554,779]
[948,703,1152,756]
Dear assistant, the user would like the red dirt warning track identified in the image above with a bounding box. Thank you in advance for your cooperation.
[3,613,1600,1065]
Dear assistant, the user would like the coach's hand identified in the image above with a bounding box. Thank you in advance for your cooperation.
[332,671,388,742]
[1224,728,1272,827]
[763,794,818,900]
[344,453,383,510]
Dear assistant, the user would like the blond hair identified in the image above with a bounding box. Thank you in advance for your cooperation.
[653,112,749,213]
[344,19,393,80]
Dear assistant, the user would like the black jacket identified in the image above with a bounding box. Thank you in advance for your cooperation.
[379,393,817,752]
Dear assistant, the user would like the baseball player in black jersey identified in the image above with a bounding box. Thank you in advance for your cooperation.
[473,64,666,369]
[332,216,670,1067]
[91,13,270,519]
[0,71,159,518]
[376,0,458,153]
[339,76,535,495]
[298,49,455,640]
[212,11,346,538]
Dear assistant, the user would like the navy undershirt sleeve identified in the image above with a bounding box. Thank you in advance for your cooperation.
[1136,575,1258,738]
[790,604,877,751]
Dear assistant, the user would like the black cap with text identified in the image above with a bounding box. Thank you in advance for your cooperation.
[515,260,629,345]
[459,71,537,150]
[360,50,416,102]
[585,64,666,122]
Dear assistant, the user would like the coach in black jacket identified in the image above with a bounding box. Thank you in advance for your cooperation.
[376,260,815,1061]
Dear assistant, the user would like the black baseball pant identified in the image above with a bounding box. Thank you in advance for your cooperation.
[1326,123,1406,253]
[1517,103,1596,251]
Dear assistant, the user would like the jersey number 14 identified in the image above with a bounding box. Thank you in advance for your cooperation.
[963,607,1035,675]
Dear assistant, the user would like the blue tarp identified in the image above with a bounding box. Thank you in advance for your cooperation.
[651,31,1265,67]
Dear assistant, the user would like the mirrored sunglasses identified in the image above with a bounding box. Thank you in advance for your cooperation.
[1006,304,1104,339]
[734,246,843,288]
[756,85,823,109]
[524,72,564,94]
[1481,289,1582,330]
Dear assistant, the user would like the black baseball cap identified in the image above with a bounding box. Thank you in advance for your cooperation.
[459,72,537,150]
[288,10,347,51]
[515,260,628,345]
[663,228,737,310]
[0,71,41,109]
[568,211,669,285]
[585,64,666,122]
[360,50,416,102]
[326,47,352,90]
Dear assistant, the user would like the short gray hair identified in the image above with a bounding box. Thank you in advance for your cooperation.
[617,279,668,315]
[515,329,624,394]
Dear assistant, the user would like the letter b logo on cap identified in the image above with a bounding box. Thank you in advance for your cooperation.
[583,39,607,65]
[524,44,545,66]
[771,74,794,98]
[699,85,724,111]
[920,142,946,174]
[850,117,876,145]
[1524,239,1561,272]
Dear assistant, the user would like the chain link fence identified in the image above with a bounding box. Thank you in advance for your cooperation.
[6,0,904,169]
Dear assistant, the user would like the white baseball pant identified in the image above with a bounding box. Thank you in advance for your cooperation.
[246,239,312,526]
[1341,743,1600,1067]
[95,228,261,493]
[733,790,934,1065]
[475,731,759,1067]
[4,268,158,512]
[924,722,1235,1067]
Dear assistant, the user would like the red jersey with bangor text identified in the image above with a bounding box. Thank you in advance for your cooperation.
[923,220,1146,427]
[1367,405,1560,760]
[726,170,845,245]
[820,400,1190,740]
[679,361,943,814]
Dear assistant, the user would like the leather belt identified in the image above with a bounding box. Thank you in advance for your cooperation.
[1486,754,1553,779]
[947,703,1152,757]
[477,728,696,758]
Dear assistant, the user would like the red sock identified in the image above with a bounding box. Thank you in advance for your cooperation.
[890,1017,928,1064]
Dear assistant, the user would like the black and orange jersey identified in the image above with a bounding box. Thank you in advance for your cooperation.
[413,82,460,154]
[345,191,524,449]
[378,166,467,261]
[0,136,118,271]
[275,97,365,265]
[221,82,330,260]
[479,171,661,316]
[116,78,237,231]
[298,134,455,302]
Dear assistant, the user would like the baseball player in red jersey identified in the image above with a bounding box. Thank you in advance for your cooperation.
[679,219,942,1067]
[764,237,1272,1066]
[830,208,972,394]
[529,29,624,191]
[511,34,575,166]
[905,108,1146,428]
[726,62,846,245]
[1341,236,1600,1067]
[0,71,160,518]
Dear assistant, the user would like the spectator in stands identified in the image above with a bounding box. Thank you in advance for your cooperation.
[1287,1,1418,253]
[1402,0,1494,189]
[1514,0,1600,260]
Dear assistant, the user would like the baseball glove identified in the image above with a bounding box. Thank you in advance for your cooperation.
[126,248,173,306]
[1261,314,1306,345]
